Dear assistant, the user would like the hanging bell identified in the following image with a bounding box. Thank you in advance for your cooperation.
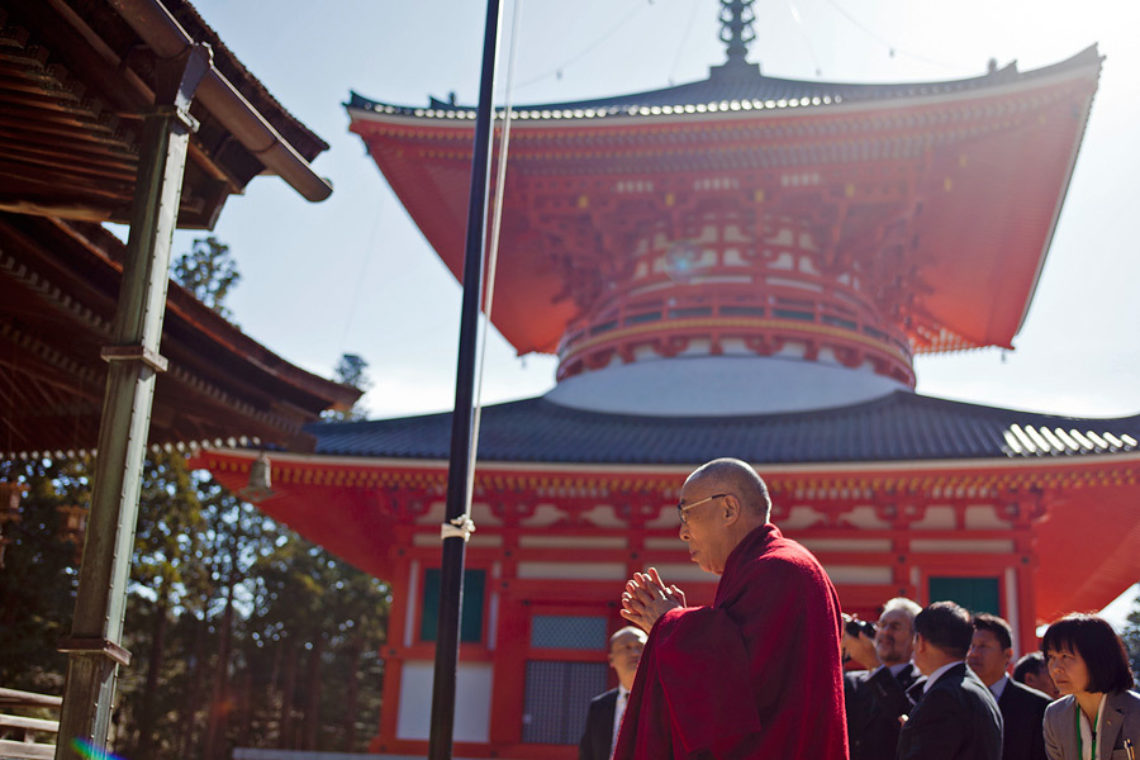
[239,453,275,502]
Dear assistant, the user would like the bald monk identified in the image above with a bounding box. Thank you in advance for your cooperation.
[614,458,848,760]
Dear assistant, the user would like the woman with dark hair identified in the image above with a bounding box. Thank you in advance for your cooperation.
[1042,613,1140,759]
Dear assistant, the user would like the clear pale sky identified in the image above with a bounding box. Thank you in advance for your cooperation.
[170,0,1138,616]
[176,0,1138,421]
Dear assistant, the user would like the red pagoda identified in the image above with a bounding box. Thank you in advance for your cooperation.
[201,6,1139,758]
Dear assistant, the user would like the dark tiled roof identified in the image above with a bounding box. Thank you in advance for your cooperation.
[346,45,1100,122]
[307,391,1139,465]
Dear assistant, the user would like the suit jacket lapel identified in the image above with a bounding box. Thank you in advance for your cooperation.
[998,681,1015,710]
[906,678,926,707]
[1058,698,1081,760]
[1098,692,1126,760]
[896,663,916,690]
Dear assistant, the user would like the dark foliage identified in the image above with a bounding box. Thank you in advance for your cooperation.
[0,454,390,758]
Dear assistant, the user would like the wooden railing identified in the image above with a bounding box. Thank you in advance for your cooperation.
[0,688,61,760]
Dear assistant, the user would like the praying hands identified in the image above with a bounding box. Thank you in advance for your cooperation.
[620,566,687,633]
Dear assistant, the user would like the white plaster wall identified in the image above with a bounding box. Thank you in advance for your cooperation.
[799,538,892,553]
[649,562,716,583]
[824,565,893,584]
[397,661,492,742]
[516,561,627,580]
[909,539,1015,553]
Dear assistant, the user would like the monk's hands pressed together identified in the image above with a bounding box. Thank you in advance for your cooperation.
[620,566,686,634]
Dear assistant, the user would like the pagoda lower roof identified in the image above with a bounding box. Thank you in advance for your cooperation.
[307,391,1139,465]
[347,45,1100,122]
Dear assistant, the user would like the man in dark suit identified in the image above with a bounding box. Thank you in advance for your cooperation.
[896,601,1002,760]
[843,597,925,760]
[579,626,646,760]
[968,613,1051,760]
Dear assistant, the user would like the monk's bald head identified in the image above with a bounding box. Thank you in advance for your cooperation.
[685,458,772,523]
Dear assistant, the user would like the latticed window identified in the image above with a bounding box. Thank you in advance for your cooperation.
[530,614,608,649]
[521,660,607,744]
[521,613,611,744]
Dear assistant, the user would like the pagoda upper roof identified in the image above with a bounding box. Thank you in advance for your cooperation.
[307,391,1138,466]
[347,46,1103,361]
[347,45,1100,123]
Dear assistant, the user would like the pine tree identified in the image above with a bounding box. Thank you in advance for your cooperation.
[323,352,372,421]
[172,236,241,319]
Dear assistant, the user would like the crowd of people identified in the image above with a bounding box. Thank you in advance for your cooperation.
[578,457,1140,760]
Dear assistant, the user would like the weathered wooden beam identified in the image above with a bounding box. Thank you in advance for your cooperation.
[0,688,62,709]
[54,43,211,760]
[0,739,55,760]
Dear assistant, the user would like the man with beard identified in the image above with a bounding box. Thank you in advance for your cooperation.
[579,626,647,760]
[613,458,847,760]
[843,597,925,760]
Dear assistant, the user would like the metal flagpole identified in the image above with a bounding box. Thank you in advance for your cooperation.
[428,0,502,757]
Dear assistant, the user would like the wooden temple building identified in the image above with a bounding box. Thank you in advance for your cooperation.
[0,0,357,459]
[200,8,1139,759]
[1,0,359,755]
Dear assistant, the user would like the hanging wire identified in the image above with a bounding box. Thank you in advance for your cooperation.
[667,0,704,84]
[786,0,824,77]
[512,0,649,90]
[337,188,383,353]
[464,0,523,514]
[818,0,961,71]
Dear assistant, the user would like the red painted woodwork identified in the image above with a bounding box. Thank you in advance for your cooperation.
[349,61,1098,368]
[245,45,1114,758]
[195,447,1140,757]
[199,449,1140,634]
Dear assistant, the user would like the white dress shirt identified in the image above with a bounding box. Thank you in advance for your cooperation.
[924,660,966,693]
[989,673,1010,702]
[610,687,630,759]
[1076,694,1107,760]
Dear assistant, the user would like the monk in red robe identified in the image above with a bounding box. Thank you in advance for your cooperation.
[614,458,849,760]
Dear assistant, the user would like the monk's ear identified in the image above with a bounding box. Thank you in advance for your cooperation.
[722,493,742,525]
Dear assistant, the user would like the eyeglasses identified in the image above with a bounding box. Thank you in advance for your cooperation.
[677,493,729,525]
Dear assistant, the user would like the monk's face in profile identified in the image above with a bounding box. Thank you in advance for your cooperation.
[677,479,736,575]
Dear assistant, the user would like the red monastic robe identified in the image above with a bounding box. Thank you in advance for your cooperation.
[613,524,849,760]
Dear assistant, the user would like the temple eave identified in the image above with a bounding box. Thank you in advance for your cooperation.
[345,45,1100,127]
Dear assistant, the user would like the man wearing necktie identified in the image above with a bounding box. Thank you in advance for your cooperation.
[843,597,926,760]
[968,613,1051,760]
[896,601,1003,760]
[579,626,646,760]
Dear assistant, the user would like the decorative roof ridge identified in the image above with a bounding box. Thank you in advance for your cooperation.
[305,398,546,432]
[346,44,1101,120]
[305,388,1139,432]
